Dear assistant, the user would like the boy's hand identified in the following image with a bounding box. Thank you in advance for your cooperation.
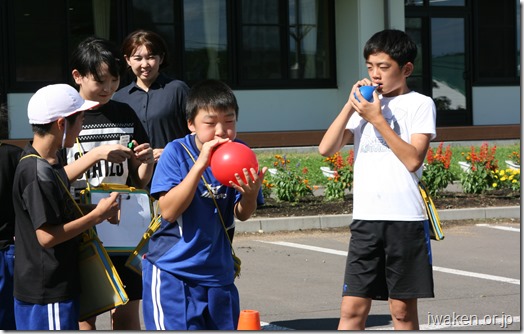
[198,138,231,168]
[94,144,133,163]
[131,141,155,165]
[230,166,268,197]
[350,80,382,124]
[233,166,268,221]
[93,192,121,224]
[152,148,164,163]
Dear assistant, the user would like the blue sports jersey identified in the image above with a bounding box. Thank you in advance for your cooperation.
[148,134,253,286]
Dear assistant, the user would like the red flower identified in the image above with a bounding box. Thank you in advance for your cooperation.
[347,150,355,166]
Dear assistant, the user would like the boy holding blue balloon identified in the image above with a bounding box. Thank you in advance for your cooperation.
[142,79,267,330]
[319,29,436,330]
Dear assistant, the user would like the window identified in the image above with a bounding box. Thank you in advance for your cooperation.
[405,18,425,95]
[6,0,119,91]
[183,0,229,82]
[405,1,471,126]
[10,1,65,89]
[431,18,467,120]
[473,0,519,85]
[4,0,335,92]
[128,0,336,89]
[4,0,334,91]
[238,0,283,81]
[236,0,335,88]
[406,0,519,126]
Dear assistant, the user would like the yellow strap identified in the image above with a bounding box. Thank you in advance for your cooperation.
[20,154,94,240]
[178,143,236,254]
[91,183,137,192]
[75,137,93,193]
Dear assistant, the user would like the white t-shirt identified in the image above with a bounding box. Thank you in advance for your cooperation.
[346,91,436,221]
[66,101,149,188]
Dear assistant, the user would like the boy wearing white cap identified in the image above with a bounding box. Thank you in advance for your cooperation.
[12,84,122,330]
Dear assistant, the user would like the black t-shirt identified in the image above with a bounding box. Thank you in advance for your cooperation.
[13,144,82,304]
[0,143,23,249]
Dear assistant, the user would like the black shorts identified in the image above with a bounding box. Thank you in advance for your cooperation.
[110,255,143,301]
[342,220,434,301]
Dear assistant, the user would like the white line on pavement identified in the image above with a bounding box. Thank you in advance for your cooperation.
[476,223,520,232]
[256,241,520,285]
[256,240,520,330]
[432,266,520,285]
[258,241,348,256]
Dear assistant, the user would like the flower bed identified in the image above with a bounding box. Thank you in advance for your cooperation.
[261,142,520,203]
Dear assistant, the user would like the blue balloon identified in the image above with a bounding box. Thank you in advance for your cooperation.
[354,85,377,102]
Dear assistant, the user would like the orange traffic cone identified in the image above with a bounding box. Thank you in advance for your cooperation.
[237,309,261,330]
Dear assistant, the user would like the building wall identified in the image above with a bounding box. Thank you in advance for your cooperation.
[5,0,520,140]
[7,93,32,139]
[472,86,521,125]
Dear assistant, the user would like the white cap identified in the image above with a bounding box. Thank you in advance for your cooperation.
[28,84,99,124]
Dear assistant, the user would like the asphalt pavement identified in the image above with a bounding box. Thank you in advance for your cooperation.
[235,219,521,330]
[94,204,520,330]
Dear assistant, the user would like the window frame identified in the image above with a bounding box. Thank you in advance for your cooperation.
[471,0,520,86]
[405,2,473,126]
[406,0,520,87]
[4,0,70,93]
[230,0,337,90]
[4,0,127,93]
[2,0,337,93]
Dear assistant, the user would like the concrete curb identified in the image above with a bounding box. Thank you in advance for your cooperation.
[236,206,521,233]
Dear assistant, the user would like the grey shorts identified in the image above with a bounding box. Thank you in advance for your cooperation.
[342,219,434,300]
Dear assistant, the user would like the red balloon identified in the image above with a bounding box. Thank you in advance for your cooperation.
[210,141,259,186]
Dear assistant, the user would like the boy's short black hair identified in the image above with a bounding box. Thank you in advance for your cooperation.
[70,37,125,83]
[363,29,417,67]
[186,79,239,123]
[31,112,82,136]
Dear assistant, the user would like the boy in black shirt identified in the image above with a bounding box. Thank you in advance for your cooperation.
[12,84,121,330]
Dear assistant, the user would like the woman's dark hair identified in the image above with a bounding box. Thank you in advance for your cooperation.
[186,79,238,123]
[70,37,125,83]
[363,29,417,67]
[121,30,170,70]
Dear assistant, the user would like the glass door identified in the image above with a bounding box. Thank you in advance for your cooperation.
[405,3,471,126]
[431,17,469,125]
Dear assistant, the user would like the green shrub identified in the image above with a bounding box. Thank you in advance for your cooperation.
[255,141,520,197]
[459,142,498,194]
[266,155,313,202]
